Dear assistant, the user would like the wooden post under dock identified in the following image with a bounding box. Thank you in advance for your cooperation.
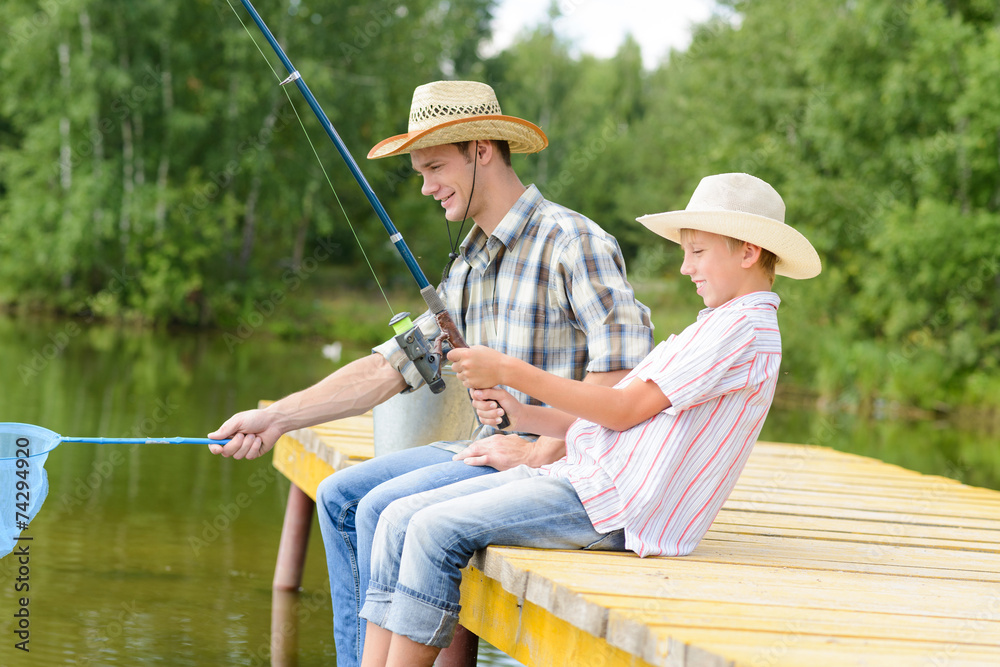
[269,410,1000,666]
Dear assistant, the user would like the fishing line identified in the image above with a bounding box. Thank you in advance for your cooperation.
[226,0,394,315]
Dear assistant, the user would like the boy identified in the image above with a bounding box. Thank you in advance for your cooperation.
[357,173,821,667]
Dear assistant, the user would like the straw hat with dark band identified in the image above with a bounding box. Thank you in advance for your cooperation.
[367,80,548,159]
[637,173,822,280]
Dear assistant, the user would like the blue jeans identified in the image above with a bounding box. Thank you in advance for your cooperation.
[360,466,625,648]
[315,444,497,667]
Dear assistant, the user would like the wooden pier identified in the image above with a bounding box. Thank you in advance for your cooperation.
[269,412,1000,666]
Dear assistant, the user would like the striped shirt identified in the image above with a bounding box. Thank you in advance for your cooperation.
[374,184,653,445]
[541,291,782,557]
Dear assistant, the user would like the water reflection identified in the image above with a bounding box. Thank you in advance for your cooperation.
[0,315,997,666]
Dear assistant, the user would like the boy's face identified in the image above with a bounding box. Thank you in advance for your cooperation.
[410,144,477,223]
[679,230,756,308]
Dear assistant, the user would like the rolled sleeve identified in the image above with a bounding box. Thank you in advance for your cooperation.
[561,233,653,374]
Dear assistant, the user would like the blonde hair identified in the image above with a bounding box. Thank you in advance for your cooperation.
[679,229,778,285]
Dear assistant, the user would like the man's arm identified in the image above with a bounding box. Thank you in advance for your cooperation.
[208,353,407,459]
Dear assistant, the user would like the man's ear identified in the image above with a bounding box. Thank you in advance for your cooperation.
[477,139,495,164]
[741,242,763,268]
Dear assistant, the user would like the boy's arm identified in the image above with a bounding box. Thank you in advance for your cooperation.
[470,387,577,438]
[448,346,670,432]
[456,367,628,469]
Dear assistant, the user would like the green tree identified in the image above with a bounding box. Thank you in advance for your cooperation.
[0,0,497,325]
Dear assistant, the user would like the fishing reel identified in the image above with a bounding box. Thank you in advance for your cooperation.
[389,312,446,394]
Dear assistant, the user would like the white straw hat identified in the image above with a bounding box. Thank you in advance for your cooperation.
[636,173,821,279]
[367,80,548,159]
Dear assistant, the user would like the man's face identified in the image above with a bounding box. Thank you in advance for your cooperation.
[410,144,476,222]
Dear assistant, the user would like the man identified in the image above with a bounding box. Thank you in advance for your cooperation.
[208,80,653,667]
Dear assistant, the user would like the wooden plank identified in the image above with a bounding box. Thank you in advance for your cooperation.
[692,536,1000,581]
[642,629,1000,667]
[485,561,996,621]
[732,479,1000,507]
[720,496,1000,527]
[705,523,998,552]
[600,597,1000,643]
[706,509,1000,545]
[734,469,1000,503]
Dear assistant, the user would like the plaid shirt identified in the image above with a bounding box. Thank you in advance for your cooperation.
[374,185,653,443]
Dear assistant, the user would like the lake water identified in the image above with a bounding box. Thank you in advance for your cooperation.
[1,315,997,666]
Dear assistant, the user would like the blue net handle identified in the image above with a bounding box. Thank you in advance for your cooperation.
[60,437,230,445]
[0,423,230,460]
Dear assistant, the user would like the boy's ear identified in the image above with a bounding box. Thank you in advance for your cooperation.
[741,243,763,269]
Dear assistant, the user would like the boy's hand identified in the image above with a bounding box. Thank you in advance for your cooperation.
[470,387,520,429]
[447,345,507,389]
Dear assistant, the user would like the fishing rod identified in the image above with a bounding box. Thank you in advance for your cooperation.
[236,0,510,428]
[238,1,450,323]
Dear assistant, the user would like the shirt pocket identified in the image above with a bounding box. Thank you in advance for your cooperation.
[501,303,543,354]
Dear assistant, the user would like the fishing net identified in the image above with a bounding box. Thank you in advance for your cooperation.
[1,424,60,558]
[0,423,227,559]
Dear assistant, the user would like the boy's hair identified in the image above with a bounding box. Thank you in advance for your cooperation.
[453,140,512,167]
[680,228,778,285]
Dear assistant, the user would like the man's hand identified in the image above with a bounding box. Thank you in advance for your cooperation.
[207,409,284,460]
[453,433,535,470]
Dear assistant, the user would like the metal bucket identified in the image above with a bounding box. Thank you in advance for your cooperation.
[372,367,480,457]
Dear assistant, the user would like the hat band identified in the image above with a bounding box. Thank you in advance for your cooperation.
[410,101,503,126]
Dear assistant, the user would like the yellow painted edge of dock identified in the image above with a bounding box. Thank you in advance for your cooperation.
[458,565,659,667]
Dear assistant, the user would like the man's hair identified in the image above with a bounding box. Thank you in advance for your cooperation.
[453,140,512,167]
[680,229,778,285]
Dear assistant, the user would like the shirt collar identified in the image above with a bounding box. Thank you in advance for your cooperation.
[697,291,780,321]
[459,185,543,270]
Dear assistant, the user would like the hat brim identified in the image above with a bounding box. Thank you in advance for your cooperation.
[637,210,821,279]
[367,115,548,159]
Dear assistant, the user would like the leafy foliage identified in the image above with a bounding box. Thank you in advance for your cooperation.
[0,0,495,325]
[1,0,999,411]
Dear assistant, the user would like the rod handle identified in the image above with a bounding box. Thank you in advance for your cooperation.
[421,287,511,430]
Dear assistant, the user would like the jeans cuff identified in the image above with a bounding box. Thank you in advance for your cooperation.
[383,585,460,648]
[360,582,393,627]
